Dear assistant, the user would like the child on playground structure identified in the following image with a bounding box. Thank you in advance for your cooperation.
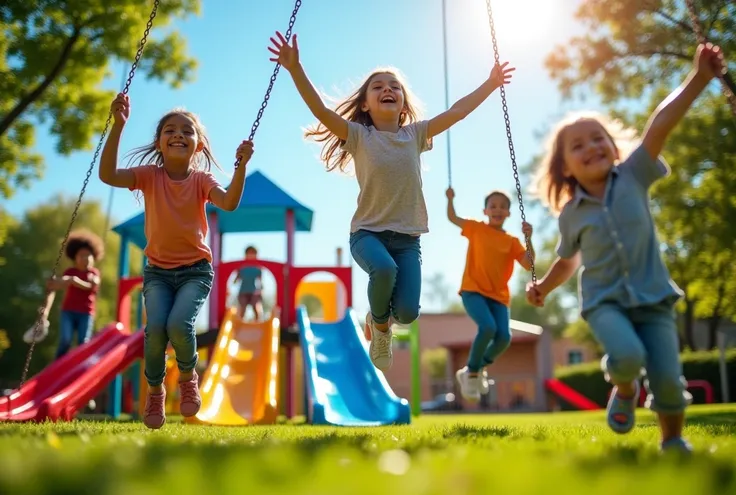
[99,92,254,430]
[30,230,104,358]
[268,31,515,372]
[446,188,534,401]
[234,245,263,321]
[526,43,726,453]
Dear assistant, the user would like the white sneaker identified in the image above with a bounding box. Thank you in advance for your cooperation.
[23,319,50,344]
[455,367,481,401]
[367,312,393,371]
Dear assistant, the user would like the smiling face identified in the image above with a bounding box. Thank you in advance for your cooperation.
[484,193,511,228]
[155,113,204,168]
[75,247,94,270]
[561,119,619,186]
[360,72,406,124]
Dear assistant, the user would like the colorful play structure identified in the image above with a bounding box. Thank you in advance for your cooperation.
[1,171,420,425]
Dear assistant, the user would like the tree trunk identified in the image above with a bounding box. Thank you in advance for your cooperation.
[706,282,726,350]
[0,28,82,138]
[682,297,696,351]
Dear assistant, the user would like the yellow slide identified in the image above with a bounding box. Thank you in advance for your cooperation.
[187,307,281,426]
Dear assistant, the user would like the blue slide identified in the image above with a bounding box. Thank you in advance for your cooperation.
[296,306,411,426]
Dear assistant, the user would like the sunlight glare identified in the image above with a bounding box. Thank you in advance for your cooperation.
[456,0,559,49]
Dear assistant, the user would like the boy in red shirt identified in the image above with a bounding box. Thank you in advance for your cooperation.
[46,229,103,359]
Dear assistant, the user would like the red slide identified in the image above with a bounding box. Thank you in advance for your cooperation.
[544,379,601,411]
[1,323,144,422]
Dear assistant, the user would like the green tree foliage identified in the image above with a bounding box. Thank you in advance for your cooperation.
[0,195,142,385]
[545,0,734,106]
[539,0,736,350]
[0,0,200,200]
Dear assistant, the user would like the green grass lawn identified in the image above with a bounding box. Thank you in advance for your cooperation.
[1,404,735,495]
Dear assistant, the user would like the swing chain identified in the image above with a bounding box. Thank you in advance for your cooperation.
[235,0,303,169]
[485,0,536,283]
[682,0,736,116]
[17,0,160,390]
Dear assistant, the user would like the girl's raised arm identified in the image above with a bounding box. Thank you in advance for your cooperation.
[427,62,515,139]
[641,43,725,160]
[269,32,348,141]
[99,93,135,189]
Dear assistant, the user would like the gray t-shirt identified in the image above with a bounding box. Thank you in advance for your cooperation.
[341,120,433,235]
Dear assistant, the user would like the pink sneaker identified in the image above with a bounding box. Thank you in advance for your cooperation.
[179,371,202,417]
[144,389,166,429]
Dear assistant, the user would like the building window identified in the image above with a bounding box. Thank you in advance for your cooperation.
[568,350,583,365]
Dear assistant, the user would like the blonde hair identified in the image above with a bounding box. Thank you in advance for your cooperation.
[304,67,423,173]
[125,108,220,172]
[532,111,638,215]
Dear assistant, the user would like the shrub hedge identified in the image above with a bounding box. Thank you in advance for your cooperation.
[553,348,736,409]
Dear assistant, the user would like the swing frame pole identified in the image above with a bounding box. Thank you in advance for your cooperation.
[441,0,453,187]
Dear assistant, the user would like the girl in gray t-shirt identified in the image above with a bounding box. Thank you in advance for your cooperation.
[268,30,515,372]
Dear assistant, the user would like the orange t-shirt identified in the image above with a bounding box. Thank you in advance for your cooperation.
[129,166,220,269]
[459,219,527,306]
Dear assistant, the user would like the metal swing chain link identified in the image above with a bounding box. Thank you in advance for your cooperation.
[485,0,536,283]
[16,1,160,391]
[683,0,736,117]
[235,0,303,169]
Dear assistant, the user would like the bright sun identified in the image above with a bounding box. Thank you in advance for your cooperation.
[454,0,559,49]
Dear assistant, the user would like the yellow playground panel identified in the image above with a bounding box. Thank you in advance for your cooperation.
[295,279,346,323]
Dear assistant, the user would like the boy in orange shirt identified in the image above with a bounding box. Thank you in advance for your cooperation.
[446,187,535,401]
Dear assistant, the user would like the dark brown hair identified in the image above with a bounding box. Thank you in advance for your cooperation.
[65,229,104,261]
[484,191,511,209]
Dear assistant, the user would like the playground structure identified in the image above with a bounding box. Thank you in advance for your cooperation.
[1,170,421,425]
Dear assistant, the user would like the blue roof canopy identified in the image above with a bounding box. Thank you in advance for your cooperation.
[112,170,313,250]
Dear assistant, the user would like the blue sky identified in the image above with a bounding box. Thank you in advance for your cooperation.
[6,0,602,324]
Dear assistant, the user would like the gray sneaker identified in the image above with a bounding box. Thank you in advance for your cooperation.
[367,312,393,371]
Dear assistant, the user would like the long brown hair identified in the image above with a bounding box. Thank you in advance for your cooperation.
[304,67,423,173]
[125,108,220,172]
[533,111,636,215]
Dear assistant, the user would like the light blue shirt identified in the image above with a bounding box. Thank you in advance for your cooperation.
[237,266,262,294]
[556,144,683,316]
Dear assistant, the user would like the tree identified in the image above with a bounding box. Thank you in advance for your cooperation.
[0,0,200,199]
[545,1,734,107]
[0,195,142,385]
[543,0,736,349]
[423,272,453,311]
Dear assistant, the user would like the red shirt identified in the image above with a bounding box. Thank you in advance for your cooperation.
[60,267,100,315]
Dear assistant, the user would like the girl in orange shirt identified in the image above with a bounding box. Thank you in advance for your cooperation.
[99,93,254,429]
[446,187,534,401]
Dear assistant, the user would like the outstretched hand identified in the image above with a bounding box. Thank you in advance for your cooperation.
[489,61,515,89]
[445,187,455,200]
[694,42,726,80]
[268,31,299,71]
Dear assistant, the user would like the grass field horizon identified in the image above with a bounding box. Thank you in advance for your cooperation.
[1,404,735,494]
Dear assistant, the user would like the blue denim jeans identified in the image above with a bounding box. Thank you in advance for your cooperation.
[349,230,422,325]
[461,291,511,372]
[55,310,94,359]
[142,259,214,387]
[584,300,691,414]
